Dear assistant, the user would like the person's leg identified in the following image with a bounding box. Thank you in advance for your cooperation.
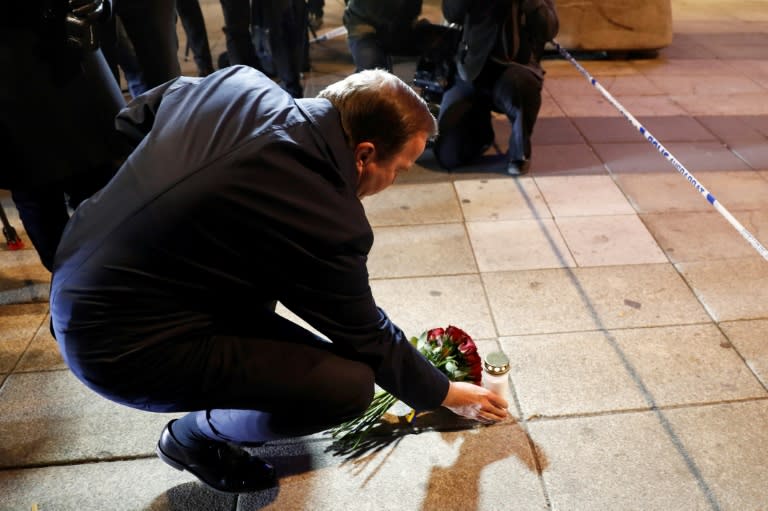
[347,34,391,72]
[176,0,215,76]
[118,0,181,88]
[114,16,149,97]
[153,310,374,492]
[255,0,305,98]
[432,77,494,169]
[77,306,374,443]
[219,0,260,68]
[490,65,543,173]
[194,316,374,444]
[10,188,69,271]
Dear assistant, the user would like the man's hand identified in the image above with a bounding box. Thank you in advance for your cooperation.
[441,381,509,424]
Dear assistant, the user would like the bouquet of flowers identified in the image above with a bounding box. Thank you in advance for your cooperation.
[329,325,483,451]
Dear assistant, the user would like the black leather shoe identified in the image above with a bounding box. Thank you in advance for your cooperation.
[156,420,277,493]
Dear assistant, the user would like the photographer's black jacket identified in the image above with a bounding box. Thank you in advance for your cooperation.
[444,0,559,82]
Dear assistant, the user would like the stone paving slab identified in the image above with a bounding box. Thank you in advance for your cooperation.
[556,214,668,267]
[0,370,177,468]
[719,319,768,388]
[675,257,768,322]
[370,275,497,340]
[640,210,768,263]
[663,400,768,509]
[15,313,67,372]
[467,219,576,272]
[367,223,477,279]
[0,458,217,511]
[240,422,547,511]
[362,182,463,227]
[0,303,48,374]
[615,170,768,214]
[501,330,650,418]
[483,264,711,336]
[454,177,551,221]
[527,411,714,510]
[534,174,636,217]
[0,249,50,305]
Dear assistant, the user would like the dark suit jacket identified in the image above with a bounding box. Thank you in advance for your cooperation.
[50,66,449,411]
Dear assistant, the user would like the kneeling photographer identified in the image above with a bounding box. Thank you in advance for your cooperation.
[432,0,559,175]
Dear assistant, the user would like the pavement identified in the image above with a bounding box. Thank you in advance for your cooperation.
[2,0,768,509]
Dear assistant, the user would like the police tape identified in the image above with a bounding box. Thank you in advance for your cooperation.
[309,26,348,44]
[555,41,768,262]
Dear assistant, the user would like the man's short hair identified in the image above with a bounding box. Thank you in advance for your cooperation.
[317,69,438,160]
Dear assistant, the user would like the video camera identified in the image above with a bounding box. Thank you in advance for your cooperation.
[412,24,462,116]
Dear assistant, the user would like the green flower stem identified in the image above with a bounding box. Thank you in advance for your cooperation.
[329,391,399,448]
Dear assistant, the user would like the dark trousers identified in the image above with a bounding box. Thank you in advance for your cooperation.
[252,0,307,98]
[63,306,375,443]
[116,0,181,88]
[433,61,543,169]
[219,0,260,67]
[177,0,215,75]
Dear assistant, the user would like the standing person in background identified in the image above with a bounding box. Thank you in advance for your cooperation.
[0,0,130,271]
[306,0,324,32]
[177,0,216,77]
[342,0,452,73]
[116,0,181,87]
[433,0,558,175]
[218,0,261,70]
[50,67,508,493]
[252,0,307,98]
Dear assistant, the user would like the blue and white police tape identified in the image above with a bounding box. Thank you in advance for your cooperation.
[554,41,768,262]
[309,26,347,44]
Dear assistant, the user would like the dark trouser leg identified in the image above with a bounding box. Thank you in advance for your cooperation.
[256,0,305,98]
[219,0,259,67]
[114,16,149,97]
[176,0,215,75]
[76,308,374,444]
[432,77,494,169]
[10,188,69,272]
[118,0,181,88]
[347,35,391,72]
[490,66,543,162]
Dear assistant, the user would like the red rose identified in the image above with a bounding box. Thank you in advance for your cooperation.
[457,337,477,355]
[459,349,482,384]
[445,325,477,355]
[445,325,470,343]
[427,327,445,344]
[463,350,481,369]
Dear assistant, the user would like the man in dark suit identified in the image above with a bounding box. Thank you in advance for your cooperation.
[50,67,509,493]
[433,0,559,175]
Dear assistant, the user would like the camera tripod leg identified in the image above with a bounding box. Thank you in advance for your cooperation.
[0,203,24,250]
